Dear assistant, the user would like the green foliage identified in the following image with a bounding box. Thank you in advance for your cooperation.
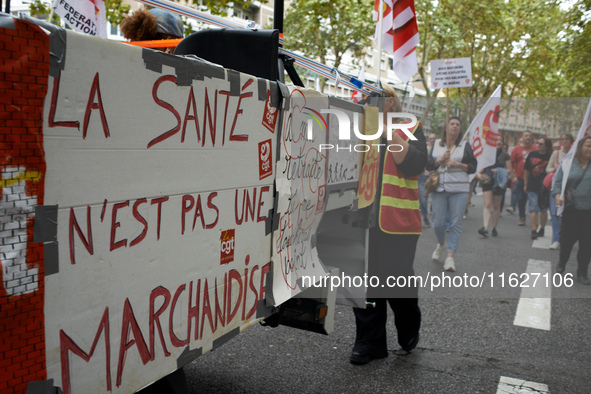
[29,0,60,24]
[283,0,374,88]
[187,0,265,17]
[416,0,569,101]
[105,0,131,26]
[415,0,591,99]
[183,18,195,37]
[29,0,130,28]
[413,0,591,128]
[560,0,591,96]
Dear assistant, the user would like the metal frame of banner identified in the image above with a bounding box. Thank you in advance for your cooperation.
[134,0,382,96]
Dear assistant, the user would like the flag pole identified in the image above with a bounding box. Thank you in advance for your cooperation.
[446,87,451,149]
[48,1,55,22]
[376,0,384,84]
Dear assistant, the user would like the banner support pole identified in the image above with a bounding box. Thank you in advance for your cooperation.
[376,0,384,84]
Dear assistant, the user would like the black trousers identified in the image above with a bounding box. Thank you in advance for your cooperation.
[559,207,591,276]
[352,230,421,357]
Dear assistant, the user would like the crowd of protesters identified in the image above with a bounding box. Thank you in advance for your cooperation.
[348,89,590,366]
[419,128,590,287]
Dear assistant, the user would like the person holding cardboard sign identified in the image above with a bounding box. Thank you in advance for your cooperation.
[350,85,428,365]
[427,116,477,272]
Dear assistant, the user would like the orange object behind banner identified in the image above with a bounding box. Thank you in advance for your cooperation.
[124,38,183,49]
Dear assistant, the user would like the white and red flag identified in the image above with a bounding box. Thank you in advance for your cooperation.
[464,86,502,180]
[557,97,591,208]
[52,0,108,38]
[373,0,420,83]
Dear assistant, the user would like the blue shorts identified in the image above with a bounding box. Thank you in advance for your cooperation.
[528,191,548,213]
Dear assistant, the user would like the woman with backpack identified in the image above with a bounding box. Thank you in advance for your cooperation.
[476,134,512,237]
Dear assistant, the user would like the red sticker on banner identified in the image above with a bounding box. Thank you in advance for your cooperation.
[262,90,278,133]
[258,139,273,180]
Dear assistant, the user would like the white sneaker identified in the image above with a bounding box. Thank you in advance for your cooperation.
[549,242,560,250]
[444,257,456,272]
[506,207,515,214]
[432,243,446,261]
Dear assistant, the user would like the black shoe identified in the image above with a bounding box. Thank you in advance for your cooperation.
[349,351,386,365]
[478,227,488,237]
[531,230,538,240]
[401,332,420,353]
[537,228,545,237]
[492,228,498,237]
[556,263,566,274]
[423,217,431,228]
[350,351,371,365]
[578,275,590,286]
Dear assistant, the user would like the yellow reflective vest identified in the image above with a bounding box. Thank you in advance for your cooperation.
[378,123,422,234]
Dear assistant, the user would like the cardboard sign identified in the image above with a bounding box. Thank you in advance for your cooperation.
[1,19,278,394]
[271,87,329,305]
[430,57,473,89]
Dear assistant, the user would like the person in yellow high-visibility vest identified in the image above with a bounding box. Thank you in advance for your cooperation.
[350,84,428,365]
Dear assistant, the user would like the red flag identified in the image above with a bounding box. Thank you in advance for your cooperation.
[373,0,420,83]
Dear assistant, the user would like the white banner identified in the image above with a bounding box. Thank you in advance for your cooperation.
[42,31,276,393]
[271,87,329,305]
[557,97,591,213]
[52,0,108,37]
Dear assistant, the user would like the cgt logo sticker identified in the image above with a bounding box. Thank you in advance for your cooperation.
[220,229,235,265]
[262,89,278,133]
[258,139,273,180]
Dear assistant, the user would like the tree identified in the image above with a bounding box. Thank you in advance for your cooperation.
[29,0,61,24]
[29,0,131,27]
[414,0,569,124]
[186,0,265,17]
[560,0,591,97]
[283,0,374,89]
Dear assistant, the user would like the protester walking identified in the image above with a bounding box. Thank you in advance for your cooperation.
[508,131,536,225]
[524,138,552,239]
[350,85,427,364]
[545,134,574,249]
[477,134,512,237]
[427,116,477,272]
[553,136,591,285]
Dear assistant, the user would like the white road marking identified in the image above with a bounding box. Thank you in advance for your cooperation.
[513,259,552,331]
[497,376,549,393]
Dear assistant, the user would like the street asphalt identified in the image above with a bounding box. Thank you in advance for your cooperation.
[181,188,591,393]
